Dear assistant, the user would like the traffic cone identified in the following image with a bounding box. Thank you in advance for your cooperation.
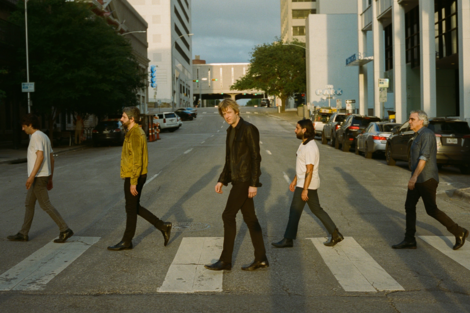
[156,124,160,140]
[148,124,154,142]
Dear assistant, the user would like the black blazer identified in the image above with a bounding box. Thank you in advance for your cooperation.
[218,117,262,187]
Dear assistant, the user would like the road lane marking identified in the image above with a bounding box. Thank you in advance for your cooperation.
[201,141,205,144]
[266,150,272,155]
[217,130,220,133]
[221,126,223,128]
[158,237,223,293]
[184,148,193,154]
[419,236,470,270]
[283,172,291,184]
[0,237,100,291]
[145,172,161,185]
[211,135,214,137]
[203,112,207,114]
[309,237,404,292]
[260,141,263,145]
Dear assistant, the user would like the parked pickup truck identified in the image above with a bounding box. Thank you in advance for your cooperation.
[321,113,349,145]
[311,107,334,137]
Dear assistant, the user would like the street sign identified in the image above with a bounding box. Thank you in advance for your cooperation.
[22,82,35,92]
[345,99,356,104]
[346,102,354,110]
[378,78,389,88]
[336,99,342,109]
[380,87,387,102]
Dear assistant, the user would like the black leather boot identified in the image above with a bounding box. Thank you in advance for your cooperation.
[159,222,172,247]
[453,228,469,250]
[54,229,74,243]
[204,260,232,271]
[271,238,293,248]
[324,229,344,246]
[107,241,133,251]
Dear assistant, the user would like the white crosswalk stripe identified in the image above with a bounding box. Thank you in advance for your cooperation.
[419,236,470,270]
[158,237,223,293]
[309,237,404,292]
[0,237,100,291]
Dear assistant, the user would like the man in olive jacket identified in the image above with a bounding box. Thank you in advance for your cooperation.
[205,99,268,271]
[108,107,172,251]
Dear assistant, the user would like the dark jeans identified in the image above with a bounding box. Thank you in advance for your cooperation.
[220,182,267,264]
[284,188,337,240]
[122,174,164,242]
[405,178,463,241]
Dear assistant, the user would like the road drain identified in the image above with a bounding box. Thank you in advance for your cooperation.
[171,222,211,232]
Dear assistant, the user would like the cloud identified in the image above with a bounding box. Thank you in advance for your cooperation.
[191,0,280,63]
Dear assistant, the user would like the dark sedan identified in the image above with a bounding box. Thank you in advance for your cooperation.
[92,120,124,146]
[385,118,470,174]
[174,108,195,121]
[183,107,197,118]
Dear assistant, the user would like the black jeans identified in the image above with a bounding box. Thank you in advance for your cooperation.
[284,188,337,239]
[405,178,463,241]
[220,182,267,264]
[122,174,164,242]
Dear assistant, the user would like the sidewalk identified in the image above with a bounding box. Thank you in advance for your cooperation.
[0,144,87,165]
[265,109,470,203]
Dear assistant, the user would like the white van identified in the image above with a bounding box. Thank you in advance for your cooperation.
[154,112,182,132]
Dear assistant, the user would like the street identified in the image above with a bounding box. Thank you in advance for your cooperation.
[1,107,470,312]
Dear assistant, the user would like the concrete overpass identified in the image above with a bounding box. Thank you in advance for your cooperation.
[192,62,265,106]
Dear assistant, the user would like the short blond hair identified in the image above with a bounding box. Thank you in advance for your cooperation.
[218,99,240,117]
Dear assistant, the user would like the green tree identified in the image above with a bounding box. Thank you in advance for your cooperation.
[9,0,145,142]
[231,39,306,112]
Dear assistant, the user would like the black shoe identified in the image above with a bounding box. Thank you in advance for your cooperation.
[272,238,293,248]
[204,260,232,271]
[241,259,269,271]
[53,229,74,243]
[392,239,417,249]
[7,233,28,242]
[159,222,172,247]
[107,241,133,251]
[453,228,469,250]
[324,228,344,247]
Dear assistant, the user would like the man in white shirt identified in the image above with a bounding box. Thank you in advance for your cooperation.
[7,114,73,243]
[272,119,343,248]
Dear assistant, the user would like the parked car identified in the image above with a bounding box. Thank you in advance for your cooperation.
[356,122,400,158]
[177,107,197,118]
[335,115,381,152]
[92,119,124,146]
[155,112,181,132]
[386,118,470,174]
[174,108,194,121]
[322,112,349,145]
[260,98,271,107]
[311,107,334,137]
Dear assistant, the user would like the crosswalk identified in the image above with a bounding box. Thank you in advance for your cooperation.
[1,235,469,293]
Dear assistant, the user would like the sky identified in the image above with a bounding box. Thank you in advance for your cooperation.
[191,0,281,64]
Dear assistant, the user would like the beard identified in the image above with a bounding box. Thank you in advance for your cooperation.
[122,120,131,130]
[296,131,304,140]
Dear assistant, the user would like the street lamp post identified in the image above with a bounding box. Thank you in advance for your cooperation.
[119,30,146,36]
[172,33,193,111]
[25,0,31,113]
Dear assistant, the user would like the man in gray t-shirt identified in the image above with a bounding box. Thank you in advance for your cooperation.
[7,114,73,243]
[392,110,468,251]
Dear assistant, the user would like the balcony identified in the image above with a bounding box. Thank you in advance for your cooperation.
[361,5,372,31]
[377,0,392,20]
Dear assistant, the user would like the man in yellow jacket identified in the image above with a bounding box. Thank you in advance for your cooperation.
[108,107,172,251]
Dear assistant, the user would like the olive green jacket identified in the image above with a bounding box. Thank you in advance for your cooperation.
[120,125,148,185]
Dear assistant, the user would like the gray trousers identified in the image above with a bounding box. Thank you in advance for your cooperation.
[20,177,69,236]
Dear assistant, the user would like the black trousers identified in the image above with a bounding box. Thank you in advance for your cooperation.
[220,182,267,264]
[405,178,463,241]
[284,188,337,240]
[122,174,164,242]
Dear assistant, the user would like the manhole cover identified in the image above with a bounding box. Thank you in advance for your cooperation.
[172,222,211,232]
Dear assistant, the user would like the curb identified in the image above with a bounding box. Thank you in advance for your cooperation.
[0,145,87,165]
[454,188,470,202]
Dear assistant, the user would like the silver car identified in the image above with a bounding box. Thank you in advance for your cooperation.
[356,122,400,158]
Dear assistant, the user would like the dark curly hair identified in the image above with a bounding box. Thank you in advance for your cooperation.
[21,114,40,129]
[297,119,315,144]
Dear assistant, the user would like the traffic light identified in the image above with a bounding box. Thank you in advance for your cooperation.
[150,65,157,88]
[193,79,199,83]
[212,78,218,81]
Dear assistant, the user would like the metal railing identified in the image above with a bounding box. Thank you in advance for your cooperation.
[377,0,392,18]
[361,5,372,30]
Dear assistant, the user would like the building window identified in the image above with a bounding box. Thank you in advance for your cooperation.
[292,9,316,19]
[384,24,393,71]
[293,26,306,36]
[175,25,190,50]
[405,6,420,68]
[174,7,190,35]
[435,0,457,59]
[177,0,190,23]
[175,42,190,65]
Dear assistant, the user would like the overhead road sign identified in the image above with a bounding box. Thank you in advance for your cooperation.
[346,53,374,67]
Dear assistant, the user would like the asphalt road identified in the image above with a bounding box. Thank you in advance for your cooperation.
[1,107,469,312]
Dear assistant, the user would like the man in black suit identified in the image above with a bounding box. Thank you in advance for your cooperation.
[205,99,268,271]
